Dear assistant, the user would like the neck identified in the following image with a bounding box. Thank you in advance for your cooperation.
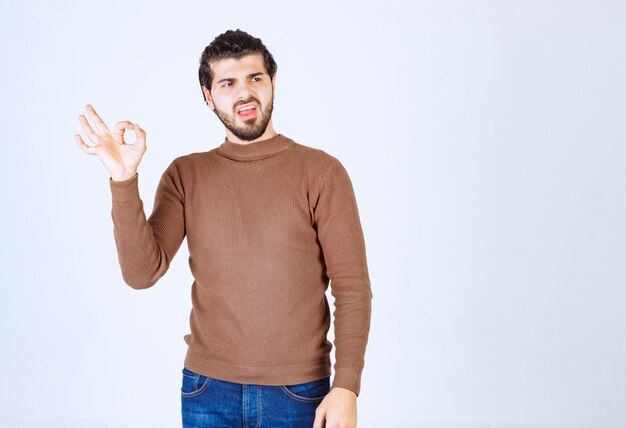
[217,132,293,161]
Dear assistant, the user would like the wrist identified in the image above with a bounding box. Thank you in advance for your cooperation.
[111,172,137,182]
[331,386,357,398]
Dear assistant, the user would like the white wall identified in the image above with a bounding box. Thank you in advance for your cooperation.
[1,0,625,427]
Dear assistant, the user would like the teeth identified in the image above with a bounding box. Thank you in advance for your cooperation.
[239,105,255,113]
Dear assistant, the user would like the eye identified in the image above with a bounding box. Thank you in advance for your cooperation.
[252,77,261,82]
[222,82,232,87]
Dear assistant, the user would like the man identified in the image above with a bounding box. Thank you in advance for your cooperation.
[75,29,372,428]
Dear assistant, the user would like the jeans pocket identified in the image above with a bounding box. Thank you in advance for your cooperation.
[181,367,211,398]
[279,376,331,403]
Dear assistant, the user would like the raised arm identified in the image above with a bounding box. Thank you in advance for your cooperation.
[109,164,186,289]
[75,104,185,289]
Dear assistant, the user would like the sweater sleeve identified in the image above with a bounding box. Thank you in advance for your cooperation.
[313,158,373,397]
[109,161,186,289]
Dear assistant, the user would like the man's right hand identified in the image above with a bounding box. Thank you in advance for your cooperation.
[75,104,147,181]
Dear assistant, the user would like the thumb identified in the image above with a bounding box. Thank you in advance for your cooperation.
[132,123,147,152]
[312,406,326,428]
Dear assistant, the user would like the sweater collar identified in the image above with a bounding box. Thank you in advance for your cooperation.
[217,133,293,161]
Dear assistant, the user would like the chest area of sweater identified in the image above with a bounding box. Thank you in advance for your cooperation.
[183,168,315,248]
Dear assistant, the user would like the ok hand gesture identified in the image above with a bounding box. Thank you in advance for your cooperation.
[75,104,146,181]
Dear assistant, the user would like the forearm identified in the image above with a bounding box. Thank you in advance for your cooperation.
[330,270,372,397]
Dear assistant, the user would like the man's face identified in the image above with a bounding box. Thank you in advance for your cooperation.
[202,53,275,141]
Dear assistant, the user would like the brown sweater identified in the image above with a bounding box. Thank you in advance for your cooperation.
[108,133,372,396]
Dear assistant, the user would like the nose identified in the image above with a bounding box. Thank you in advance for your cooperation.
[235,80,256,103]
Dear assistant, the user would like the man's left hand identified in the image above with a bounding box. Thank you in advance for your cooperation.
[313,386,357,428]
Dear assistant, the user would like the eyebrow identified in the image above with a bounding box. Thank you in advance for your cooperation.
[216,72,265,85]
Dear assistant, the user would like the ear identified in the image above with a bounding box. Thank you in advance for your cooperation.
[271,73,277,98]
[201,85,215,109]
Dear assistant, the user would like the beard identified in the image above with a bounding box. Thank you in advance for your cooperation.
[212,95,274,141]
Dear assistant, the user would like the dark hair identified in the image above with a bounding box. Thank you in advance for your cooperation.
[198,29,277,103]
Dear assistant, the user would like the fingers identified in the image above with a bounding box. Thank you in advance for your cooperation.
[79,112,102,144]
[112,120,134,139]
[74,133,96,155]
[85,104,110,134]
[75,104,146,155]
[131,122,147,152]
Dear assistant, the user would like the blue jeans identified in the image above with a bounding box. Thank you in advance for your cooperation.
[181,366,330,427]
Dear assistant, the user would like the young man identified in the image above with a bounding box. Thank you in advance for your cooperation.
[75,29,373,428]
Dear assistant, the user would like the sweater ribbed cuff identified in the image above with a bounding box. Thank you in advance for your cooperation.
[109,173,140,202]
[331,367,362,397]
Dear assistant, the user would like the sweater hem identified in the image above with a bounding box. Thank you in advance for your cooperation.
[183,347,332,386]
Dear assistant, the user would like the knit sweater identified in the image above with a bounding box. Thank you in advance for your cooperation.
[108,133,372,396]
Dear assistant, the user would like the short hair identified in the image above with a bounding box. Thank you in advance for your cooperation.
[198,29,278,102]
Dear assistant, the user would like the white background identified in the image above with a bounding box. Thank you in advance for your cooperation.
[1,0,625,427]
